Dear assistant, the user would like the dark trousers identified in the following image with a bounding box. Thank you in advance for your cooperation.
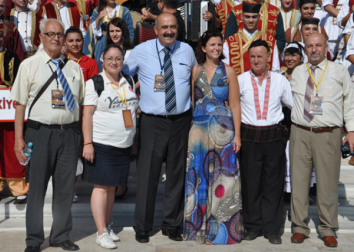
[134,111,192,232]
[25,126,81,246]
[240,140,286,235]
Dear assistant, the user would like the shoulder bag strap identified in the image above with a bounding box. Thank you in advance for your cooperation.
[28,58,69,117]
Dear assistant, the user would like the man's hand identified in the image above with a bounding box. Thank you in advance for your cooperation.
[14,137,27,165]
[141,8,154,20]
[343,131,354,153]
[202,10,213,22]
[61,46,68,55]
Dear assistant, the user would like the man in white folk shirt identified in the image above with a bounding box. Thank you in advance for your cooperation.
[290,33,354,248]
[238,39,293,245]
[9,0,41,58]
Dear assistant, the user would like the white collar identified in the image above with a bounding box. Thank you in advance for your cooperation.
[243,28,258,38]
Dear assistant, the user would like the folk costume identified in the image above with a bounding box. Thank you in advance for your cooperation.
[9,8,41,58]
[0,19,25,62]
[4,0,45,17]
[340,13,354,83]
[279,6,301,31]
[83,4,134,72]
[223,3,280,75]
[285,17,329,43]
[68,54,99,82]
[224,0,286,53]
[238,69,293,237]
[39,1,86,36]
[183,62,243,244]
[215,0,237,34]
[0,23,26,198]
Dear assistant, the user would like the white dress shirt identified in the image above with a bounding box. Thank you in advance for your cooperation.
[222,29,280,72]
[12,10,35,52]
[238,70,293,126]
[290,59,354,131]
[44,2,85,37]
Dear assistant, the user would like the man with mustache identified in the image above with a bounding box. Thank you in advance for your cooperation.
[290,33,354,248]
[9,0,42,58]
[122,12,197,243]
[224,0,286,53]
[223,2,280,75]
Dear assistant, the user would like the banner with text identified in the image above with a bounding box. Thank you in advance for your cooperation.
[0,89,28,122]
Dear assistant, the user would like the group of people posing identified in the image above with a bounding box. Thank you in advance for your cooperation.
[1,0,354,252]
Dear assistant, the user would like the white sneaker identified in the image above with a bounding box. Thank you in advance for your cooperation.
[73,192,79,203]
[96,232,117,249]
[107,224,120,242]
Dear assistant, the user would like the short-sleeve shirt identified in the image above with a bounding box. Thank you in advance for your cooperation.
[83,71,138,148]
[10,50,85,125]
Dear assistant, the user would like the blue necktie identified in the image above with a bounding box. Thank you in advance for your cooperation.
[51,59,75,111]
[163,47,176,114]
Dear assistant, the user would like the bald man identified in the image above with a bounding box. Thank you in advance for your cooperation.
[290,33,354,247]
[122,13,197,243]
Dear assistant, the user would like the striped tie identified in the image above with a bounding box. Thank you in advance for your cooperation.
[304,65,317,122]
[163,47,176,114]
[51,59,75,111]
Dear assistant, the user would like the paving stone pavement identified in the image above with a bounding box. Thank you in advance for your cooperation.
[1,160,354,252]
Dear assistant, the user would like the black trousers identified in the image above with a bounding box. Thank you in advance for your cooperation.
[240,140,286,235]
[134,111,192,232]
[25,126,81,246]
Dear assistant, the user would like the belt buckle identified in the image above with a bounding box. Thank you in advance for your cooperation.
[166,115,169,119]
[61,125,65,130]
[310,127,313,132]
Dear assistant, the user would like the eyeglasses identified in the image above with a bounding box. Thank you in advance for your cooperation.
[104,57,123,63]
[43,32,65,39]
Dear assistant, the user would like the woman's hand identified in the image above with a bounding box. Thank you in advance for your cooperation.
[202,10,213,22]
[233,135,241,153]
[98,9,109,20]
[83,144,95,163]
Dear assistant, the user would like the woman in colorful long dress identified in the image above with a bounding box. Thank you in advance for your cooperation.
[83,0,134,72]
[184,30,243,245]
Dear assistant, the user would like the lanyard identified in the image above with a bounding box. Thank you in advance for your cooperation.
[68,54,83,64]
[155,39,175,74]
[306,61,328,96]
[48,63,60,89]
[110,82,127,107]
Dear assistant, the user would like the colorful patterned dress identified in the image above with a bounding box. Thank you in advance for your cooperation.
[183,62,244,244]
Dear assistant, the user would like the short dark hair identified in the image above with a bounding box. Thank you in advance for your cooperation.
[299,0,316,8]
[248,39,270,53]
[105,17,134,51]
[65,26,83,40]
[102,44,125,59]
[196,30,225,63]
[162,0,179,9]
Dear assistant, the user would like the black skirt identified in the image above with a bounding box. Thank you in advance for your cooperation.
[82,142,131,187]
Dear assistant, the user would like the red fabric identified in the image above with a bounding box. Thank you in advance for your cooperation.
[69,55,99,82]
[40,2,81,28]
[3,22,25,62]
[0,123,26,178]
[250,72,271,120]
[0,70,4,85]
[333,0,339,7]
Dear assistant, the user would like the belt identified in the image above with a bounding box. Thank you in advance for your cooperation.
[143,109,191,120]
[293,123,339,133]
[27,119,79,130]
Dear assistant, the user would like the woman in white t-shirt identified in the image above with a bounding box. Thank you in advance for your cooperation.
[82,44,138,249]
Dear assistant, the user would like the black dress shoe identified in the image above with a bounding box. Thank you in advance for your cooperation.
[50,240,79,251]
[24,246,40,252]
[162,228,183,241]
[264,233,282,244]
[115,186,128,200]
[14,195,27,205]
[135,230,149,243]
[243,230,263,241]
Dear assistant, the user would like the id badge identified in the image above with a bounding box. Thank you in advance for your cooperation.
[310,95,323,115]
[52,90,65,109]
[154,74,165,92]
[122,109,134,128]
